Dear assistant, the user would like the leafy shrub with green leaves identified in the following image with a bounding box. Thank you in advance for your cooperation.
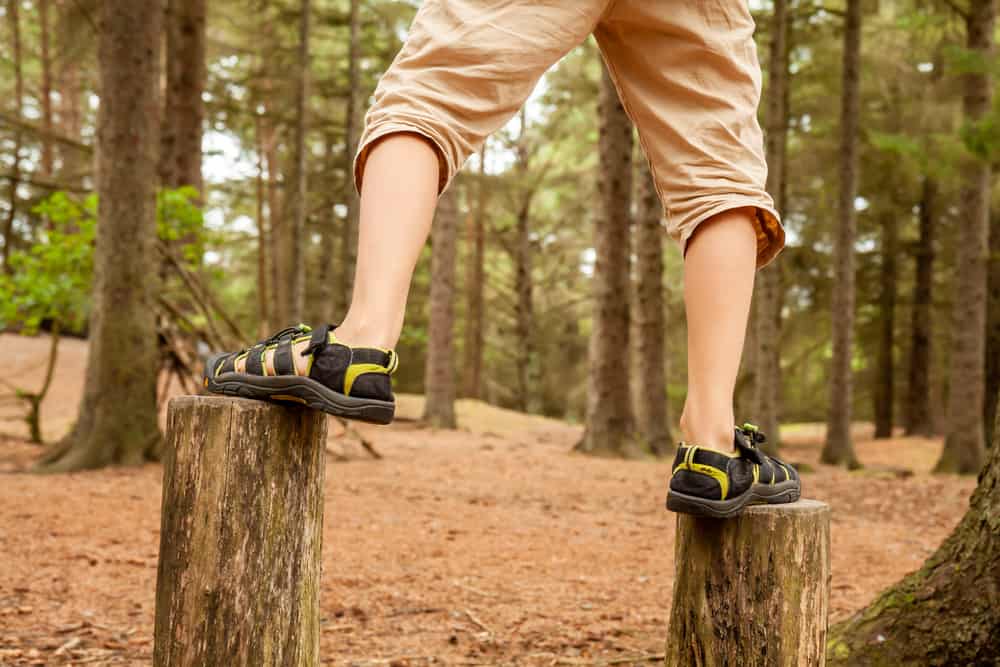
[0,192,97,333]
[0,188,205,443]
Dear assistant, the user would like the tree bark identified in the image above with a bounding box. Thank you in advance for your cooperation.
[160,0,205,194]
[38,0,163,472]
[255,111,271,337]
[315,132,339,323]
[38,0,54,179]
[827,386,1000,665]
[666,500,831,667]
[936,0,994,474]
[287,0,311,323]
[336,0,362,319]
[822,0,861,468]
[905,176,936,437]
[153,396,325,667]
[633,157,671,456]
[873,207,897,439]
[985,207,1000,445]
[462,146,487,399]
[2,0,24,273]
[423,187,459,428]
[576,64,635,457]
[55,0,85,189]
[755,0,790,453]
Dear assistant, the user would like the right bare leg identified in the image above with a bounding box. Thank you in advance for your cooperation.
[330,134,440,351]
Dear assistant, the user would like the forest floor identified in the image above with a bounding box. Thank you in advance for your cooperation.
[0,333,977,666]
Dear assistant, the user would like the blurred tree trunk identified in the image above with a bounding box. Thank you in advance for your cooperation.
[827,385,1000,664]
[936,0,994,474]
[985,210,1000,445]
[336,0,362,319]
[255,111,271,337]
[38,0,54,179]
[755,0,790,453]
[822,0,861,468]
[263,118,284,323]
[315,132,340,323]
[423,187,459,428]
[576,64,635,457]
[39,0,163,472]
[514,194,538,413]
[462,147,487,399]
[2,0,24,273]
[905,176,936,437]
[874,211,898,439]
[160,0,205,195]
[633,157,671,456]
[287,0,311,322]
[56,0,85,188]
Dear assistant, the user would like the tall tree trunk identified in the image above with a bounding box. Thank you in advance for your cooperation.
[160,0,205,194]
[755,0,790,453]
[905,176,936,437]
[514,191,539,414]
[336,0,362,319]
[2,0,24,273]
[874,207,898,439]
[263,119,285,323]
[822,0,861,468]
[255,111,271,337]
[935,0,994,474]
[462,147,487,399]
[575,64,635,457]
[827,384,1000,664]
[287,0,311,323]
[633,157,671,456]
[985,209,1000,445]
[39,0,54,179]
[423,188,459,428]
[56,10,85,189]
[315,132,339,323]
[39,0,163,472]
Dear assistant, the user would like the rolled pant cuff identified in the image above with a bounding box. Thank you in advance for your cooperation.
[354,120,454,196]
[677,200,785,269]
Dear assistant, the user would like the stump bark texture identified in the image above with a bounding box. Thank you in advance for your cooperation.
[666,499,831,667]
[154,396,327,667]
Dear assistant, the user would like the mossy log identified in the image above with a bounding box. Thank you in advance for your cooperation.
[153,396,327,667]
[666,499,831,667]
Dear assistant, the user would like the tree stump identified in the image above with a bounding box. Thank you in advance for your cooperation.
[153,396,327,667]
[666,499,831,667]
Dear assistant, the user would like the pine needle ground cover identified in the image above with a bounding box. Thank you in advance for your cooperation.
[0,335,973,666]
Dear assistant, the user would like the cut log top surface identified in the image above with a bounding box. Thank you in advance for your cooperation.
[169,394,307,413]
[736,498,829,516]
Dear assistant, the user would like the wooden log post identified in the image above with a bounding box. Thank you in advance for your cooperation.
[666,499,831,667]
[153,396,327,667]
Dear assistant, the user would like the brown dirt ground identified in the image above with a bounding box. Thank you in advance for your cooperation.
[0,333,977,666]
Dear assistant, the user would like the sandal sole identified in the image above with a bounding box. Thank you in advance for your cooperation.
[666,480,801,519]
[205,372,395,425]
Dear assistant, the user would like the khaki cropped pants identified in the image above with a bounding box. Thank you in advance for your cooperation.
[354,0,785,267]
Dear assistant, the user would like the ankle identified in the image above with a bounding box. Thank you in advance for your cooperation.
[334,318,397,350]
[679,410,736,452]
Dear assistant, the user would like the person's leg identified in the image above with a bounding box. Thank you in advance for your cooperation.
[679,208,758,451]
[319,134,439,351]
[284,0,609,367]
[595,1,784,452]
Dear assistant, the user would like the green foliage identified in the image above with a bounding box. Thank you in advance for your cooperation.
[0,188,207,333]
[158,186,207,265]
[0,193,97,333]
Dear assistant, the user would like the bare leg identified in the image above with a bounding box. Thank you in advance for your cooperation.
[285,133,439,373]
[679,208,758,451]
